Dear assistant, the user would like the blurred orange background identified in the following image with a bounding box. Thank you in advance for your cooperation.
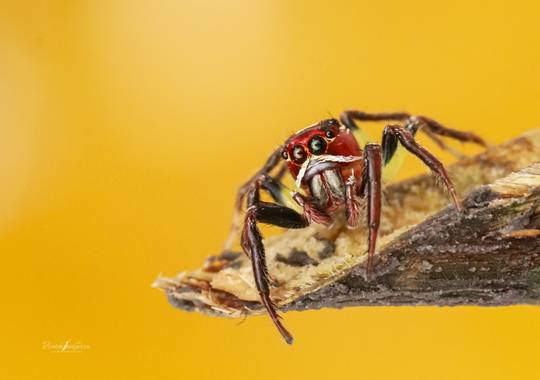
[1,1,539,379]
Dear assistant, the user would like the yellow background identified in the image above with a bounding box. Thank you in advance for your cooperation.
[1,1,539,379]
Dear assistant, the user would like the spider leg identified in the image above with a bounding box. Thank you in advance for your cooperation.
[292,192,333,226]
[259,173,293,208]
[382,124,462,212]
[421,127,466,158]
[241,177,309,345]
[224,148,286,251]
[340,110,410,130]
[362,144,383,275]
[340,109,486,161]
[345,172,361,228]
[415,115,487,147]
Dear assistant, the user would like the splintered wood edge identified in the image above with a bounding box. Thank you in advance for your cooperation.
[155,130,540,317]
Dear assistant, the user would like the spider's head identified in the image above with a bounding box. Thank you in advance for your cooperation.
[281,119,341,165]
[281,119,362,180]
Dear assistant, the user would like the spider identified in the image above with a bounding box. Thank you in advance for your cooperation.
[222,109,486,344]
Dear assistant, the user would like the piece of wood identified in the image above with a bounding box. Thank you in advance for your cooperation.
[154,130,540,317]
[286,165,540,311]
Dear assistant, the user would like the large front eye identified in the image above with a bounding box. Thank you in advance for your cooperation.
[308,135,327,155]
[292,145,307,164]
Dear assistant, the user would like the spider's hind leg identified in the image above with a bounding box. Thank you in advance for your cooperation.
[414,115,487,147]
[340,109,486,161]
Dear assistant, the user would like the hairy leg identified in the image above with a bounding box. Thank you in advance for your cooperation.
[362,144,383,273]
[241,177,310,344]
[340,109,486,163]
[382,124,462,211]
[224,148,285,250]
[292,192,333,226]
[344,172,361,228]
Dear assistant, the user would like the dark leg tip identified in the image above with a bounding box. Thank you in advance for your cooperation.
[274,319,294,345]
[283,334,294,345]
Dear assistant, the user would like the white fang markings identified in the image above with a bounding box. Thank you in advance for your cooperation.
[295,155,362,189]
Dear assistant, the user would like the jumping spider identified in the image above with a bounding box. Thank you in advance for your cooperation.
[222,110,485,344]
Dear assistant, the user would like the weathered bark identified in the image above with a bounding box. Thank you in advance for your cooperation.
[286,168,540,311]
[154,130,540,317]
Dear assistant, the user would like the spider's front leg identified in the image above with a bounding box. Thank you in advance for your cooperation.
[360,144,383,273]
[241,175,312,345]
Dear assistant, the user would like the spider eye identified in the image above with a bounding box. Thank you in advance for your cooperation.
[281,150,289,160]
[292,145,307,164]
[325,130,335,139]
[308,135,327,155]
